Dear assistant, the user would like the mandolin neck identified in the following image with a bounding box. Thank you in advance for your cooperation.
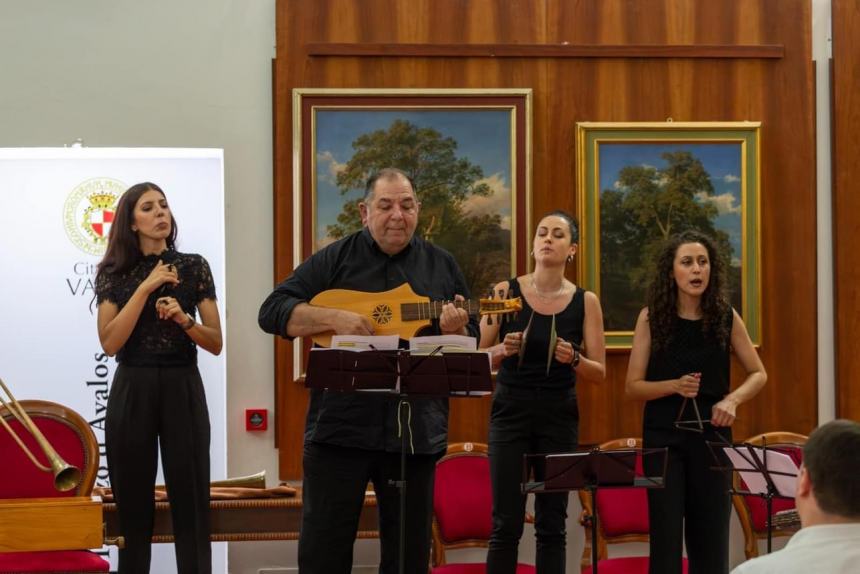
[401,299,478,321]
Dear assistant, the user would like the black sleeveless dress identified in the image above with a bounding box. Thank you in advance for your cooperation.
[496,277,586,390]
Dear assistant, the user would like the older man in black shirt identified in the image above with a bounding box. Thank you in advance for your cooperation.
[259,168,479,574]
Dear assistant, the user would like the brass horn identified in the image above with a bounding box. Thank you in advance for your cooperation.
[155,470,267,491]
[210,470,266,489]
[0,377,82,492]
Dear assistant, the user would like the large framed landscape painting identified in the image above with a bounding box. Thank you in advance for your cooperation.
[292,88,532,373]
[576,122,761,348]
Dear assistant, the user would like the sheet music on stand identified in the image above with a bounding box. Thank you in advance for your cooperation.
[723,445,799,498]
[711,440,800,554]
[330,334,400,351]
[408,334,477,354]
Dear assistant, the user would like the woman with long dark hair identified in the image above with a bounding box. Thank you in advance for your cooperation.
[481,210,606,574]
[95,182,222,574]
[626,230,766,574]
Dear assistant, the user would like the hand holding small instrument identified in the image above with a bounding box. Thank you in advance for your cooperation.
[308,282,522,347]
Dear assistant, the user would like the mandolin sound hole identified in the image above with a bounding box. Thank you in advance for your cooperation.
[371,304,393,325]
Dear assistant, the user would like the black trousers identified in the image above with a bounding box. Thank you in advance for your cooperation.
[487,384,579,574]
[105,365,211,574]
[298,442,440,574]
[643,426,731,574]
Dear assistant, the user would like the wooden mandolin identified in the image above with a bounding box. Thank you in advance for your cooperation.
[308,282,521,347]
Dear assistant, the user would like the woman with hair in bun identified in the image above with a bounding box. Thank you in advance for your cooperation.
[481,210,606,574]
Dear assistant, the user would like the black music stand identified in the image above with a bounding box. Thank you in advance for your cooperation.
[709,439,799,554]
[305,347,401,391]
[305,347,492,574]
[522,446,668,574]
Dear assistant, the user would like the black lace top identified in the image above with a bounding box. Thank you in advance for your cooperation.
[95,250,217,367]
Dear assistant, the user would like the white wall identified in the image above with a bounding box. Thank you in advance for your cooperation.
[0,1,281,572]
[0,0,833,572]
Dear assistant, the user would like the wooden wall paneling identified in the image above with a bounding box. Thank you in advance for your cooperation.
[274,0,310,480]
[751,0,817,436]
[833,0,860,420]
[274,0,818,479]
[447,396,493,445]
[429,0,549,447]
[543,0,817,444]
[274,0,549,478]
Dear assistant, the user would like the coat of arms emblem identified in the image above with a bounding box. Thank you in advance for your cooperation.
[63,178,124,255]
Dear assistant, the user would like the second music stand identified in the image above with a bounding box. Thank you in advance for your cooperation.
[710,438,799,554]
[522,446,668,574]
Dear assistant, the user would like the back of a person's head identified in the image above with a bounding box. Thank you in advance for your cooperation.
[803,419,860,518]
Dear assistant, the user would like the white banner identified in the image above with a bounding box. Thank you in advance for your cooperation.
[0,148,227,573]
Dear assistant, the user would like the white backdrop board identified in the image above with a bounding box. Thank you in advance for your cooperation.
[0,147,227,573]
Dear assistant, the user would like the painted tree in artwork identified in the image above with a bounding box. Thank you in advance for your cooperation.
[327,118,511,298]
[600,151,737,330]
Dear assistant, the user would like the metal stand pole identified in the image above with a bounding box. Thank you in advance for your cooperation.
[589,484,599,574]
[392,397,410,574]
[766,489,773,553]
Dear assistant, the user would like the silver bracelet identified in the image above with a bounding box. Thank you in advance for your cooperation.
[181,313,195,330]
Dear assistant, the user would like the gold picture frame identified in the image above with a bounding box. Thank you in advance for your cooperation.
[576,121,762,348]
[292,88,533,375]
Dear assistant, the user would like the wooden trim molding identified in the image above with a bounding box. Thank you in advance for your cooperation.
[306,43,784,59]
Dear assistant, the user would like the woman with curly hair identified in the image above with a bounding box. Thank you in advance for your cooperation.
[625,230,766,574]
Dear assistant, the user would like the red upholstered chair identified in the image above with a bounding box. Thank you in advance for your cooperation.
[577,438,689,574]
[0,399,110,573]
[431,442,535,574]
[731,431,806,559]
